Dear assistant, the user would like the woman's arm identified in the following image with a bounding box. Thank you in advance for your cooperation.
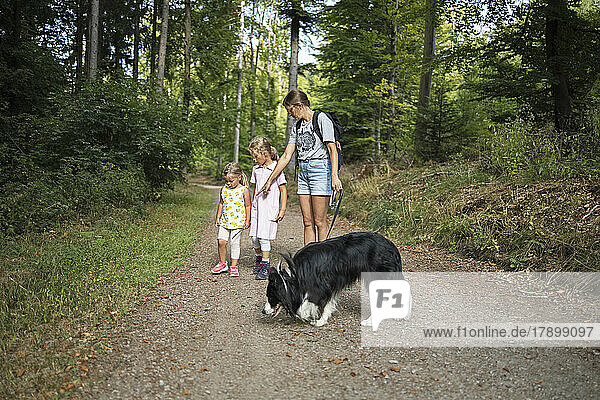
[275,184,287,222]
[326,142,343,192]
[259,142,296,195]
[243,187,251,229]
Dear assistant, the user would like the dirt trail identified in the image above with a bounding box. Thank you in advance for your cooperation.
[79,187,599,399]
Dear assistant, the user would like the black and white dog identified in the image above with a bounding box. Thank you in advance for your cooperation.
[262,232,404,326]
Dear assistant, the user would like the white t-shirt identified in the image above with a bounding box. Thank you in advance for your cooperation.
[289,112,335,161]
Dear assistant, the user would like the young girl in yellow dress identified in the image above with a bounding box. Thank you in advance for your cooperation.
[212,163,251,277]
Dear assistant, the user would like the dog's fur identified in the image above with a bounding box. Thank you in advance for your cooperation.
[262,232,403,326]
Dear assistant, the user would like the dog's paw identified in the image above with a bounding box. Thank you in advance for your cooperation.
[360,316,372,327]
[311,319,327,327]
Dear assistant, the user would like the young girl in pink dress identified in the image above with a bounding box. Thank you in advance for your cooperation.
[248,137,287,280]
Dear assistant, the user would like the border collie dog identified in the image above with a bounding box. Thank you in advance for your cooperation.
[262,232,403,326]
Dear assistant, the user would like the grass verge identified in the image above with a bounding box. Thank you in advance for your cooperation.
[341,161,599,271]
[0,183,214,398]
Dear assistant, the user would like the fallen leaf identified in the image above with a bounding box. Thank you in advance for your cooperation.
[502,366,510,372]
[143,339,151,343]
[337,329,345,333]
[420,358,427,361]
[65,365,75,372]
[433,378,439,382]
[294,375,303,378]
[65,383,74,391]
[535,381,542,385]
[285,352,292,357]
[201,368,209,372]
[350,372,357,377]
[328,357,348,364]
[16,369,25,377]
[183,389,191,395]
[171,358,177,361]
[288,343,295,346]
[390,367,401,372]
[80,365,89,372]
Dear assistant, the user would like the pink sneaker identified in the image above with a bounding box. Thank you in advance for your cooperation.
[211,261,228,274]
[229,265,239,277]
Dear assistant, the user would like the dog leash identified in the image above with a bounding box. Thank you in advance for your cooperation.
[326,188,344,240]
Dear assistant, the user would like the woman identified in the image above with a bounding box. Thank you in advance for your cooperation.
[259,89,342,245]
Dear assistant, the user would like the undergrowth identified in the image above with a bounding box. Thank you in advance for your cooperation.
[0,184,214,398]
[342,161,600,271]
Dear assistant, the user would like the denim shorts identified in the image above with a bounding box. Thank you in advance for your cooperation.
[297,158,331,196]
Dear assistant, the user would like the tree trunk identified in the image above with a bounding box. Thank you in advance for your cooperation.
[286,3,300,173]
[87,0,100,81]
[150,0,158,78]
[157,0,170,91]
[250,41,259,138]
[133,0,141,82]
[183,0,191,116]
[414,0,436,160]
[249,11,256,138]
[545,0,573,131]
[75,0,85,87]
[233,0,245,163]
[389,0,398,148]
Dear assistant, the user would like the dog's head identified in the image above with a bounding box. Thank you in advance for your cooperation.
[262,255,297,318]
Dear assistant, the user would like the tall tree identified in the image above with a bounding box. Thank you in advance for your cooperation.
[133,0,141,81]
[150,0,158,78]
[414,0,437,160]
[545,0,573,131]
[183,0,191,115]
[281,0,307,171]
[87,0,100,81]
[233,0,246,163]
[157,0,170,91]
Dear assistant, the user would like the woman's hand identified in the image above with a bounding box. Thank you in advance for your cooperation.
[244,219,250,229]
[258,178,273,196]
[331,175,343,192]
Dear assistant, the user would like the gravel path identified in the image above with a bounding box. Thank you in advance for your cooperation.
[79,187,599,399]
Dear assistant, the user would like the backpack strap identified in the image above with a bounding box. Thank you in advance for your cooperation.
[311,109,324,142]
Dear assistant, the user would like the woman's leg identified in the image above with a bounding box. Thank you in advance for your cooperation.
[298,194,316,245]
[311,195,330,241]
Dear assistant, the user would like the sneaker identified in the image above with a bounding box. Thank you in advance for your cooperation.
[253,256,262,274]
[211,261,228,274]
[229,265,239,277]
[255,261,270,280]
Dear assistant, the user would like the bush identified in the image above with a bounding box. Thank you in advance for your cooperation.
[482,116,600,180]
[0,79,196,235]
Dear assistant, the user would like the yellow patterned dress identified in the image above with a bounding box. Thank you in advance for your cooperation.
[220,185,247,229]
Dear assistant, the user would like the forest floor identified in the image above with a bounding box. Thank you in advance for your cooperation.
[76,180,599,399]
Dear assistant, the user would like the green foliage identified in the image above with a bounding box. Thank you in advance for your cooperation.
[0,80,195,235]
[0,38,65,116]
[481,115,600,180]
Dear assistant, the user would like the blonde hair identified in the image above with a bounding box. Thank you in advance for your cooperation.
[248,136,278,161]
[222,163,248,187]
